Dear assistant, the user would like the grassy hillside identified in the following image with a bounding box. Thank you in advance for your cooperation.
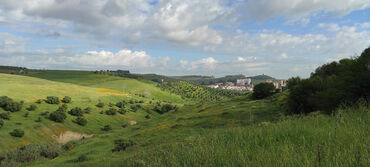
[23,95,369,167]
[25,70,186,104]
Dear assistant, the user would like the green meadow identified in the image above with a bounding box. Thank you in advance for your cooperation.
[0,71,368,167]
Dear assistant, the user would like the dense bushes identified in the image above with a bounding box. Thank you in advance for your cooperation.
[105,108,117,115]
[286,47,370,114]
[154,104,177,114]
[102,125,112,131]
[45,96,60,104]
[9,129,24,137]
[0,144,60,166]
[73,117,87,126]
[0,112,10,120]
[112,139,134,152]
[68,107,84,116]
[49,110,67,122]
[27,104,37,111]
[96,102,105,108]
[61,96,72,103]
[252,83,276,99]
[0,96,23,112]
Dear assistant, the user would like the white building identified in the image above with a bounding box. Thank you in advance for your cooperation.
[236,78,251,85]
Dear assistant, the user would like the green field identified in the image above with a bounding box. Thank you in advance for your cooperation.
[0,71,368,167]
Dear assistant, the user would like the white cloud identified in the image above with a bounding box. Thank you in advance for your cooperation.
[188,57,217,71]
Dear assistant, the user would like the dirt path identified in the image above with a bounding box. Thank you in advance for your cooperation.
[53,131,93,144]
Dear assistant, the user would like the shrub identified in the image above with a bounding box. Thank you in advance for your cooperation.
[84,107,92,114]
[96,102,104,108]
[112,139,134,152]
[0,112,10,120]
[122,123,128,128]
[130,105,138,112]
[57,104,68,112]
[4,101,23,112]
[118,108,127,115]
[23,112,29,118]
[73,117,87,126]
[49,111,67,122]
[68,107,84,116]
[0,119,3,128]
[155,104,177,114]
[1,144,61,164]
[145,115,151,119]
[10,129,24,137]
[0,96,12,107]
[105,108,117,115]
[61,96,71,103]
[115,101,125,108]
[252,83,276,99]
[45,96,60,104]
[27,104,37,111]
[75,155,88,162]
[102,125,112,131]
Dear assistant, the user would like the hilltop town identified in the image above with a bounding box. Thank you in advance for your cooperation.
[207,77,287,91]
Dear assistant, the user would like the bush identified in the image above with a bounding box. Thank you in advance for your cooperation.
[68,107,84,116]
[0,112,10,120]
[145,115,151,119]
[112,139,134,152]
[27,104,37,111]
[10,129,24,137]
[105,108,117,115]
[252,83,276,99]
[130,105,139,112]
[96,102,104,108]
[1,144,61,165]
[0,119,3,128]
[23,112,29,118]
[45,96,60,104]
[40,111,49,116]
[0,96,12,107]
[102,125,112,131]
[122,123,128,128]
[84,107,92,114]
[118,108,127,115]
[35,99,43,104]
[4,101,23,112]
[73,117,87,126]
[49,110,67,122]
[154,104,177,114]
[115,101,126,108]
[61,96,72,103]
[75,154,88,162]
[57,104,68,112]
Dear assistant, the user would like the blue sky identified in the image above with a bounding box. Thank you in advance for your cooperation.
[0,0,369,78]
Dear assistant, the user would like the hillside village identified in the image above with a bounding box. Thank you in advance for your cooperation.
[207,77,287,91]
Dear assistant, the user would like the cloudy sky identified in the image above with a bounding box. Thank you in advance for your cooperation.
[0,0,369,78]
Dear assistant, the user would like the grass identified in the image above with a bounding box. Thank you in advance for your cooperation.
[24,70,186,104]
[0,72,368,166]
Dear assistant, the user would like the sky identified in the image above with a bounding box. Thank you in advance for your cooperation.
[0,0,369,79]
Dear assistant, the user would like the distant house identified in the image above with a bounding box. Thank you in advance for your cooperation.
[115,70,130,74]
[236,78,251,85]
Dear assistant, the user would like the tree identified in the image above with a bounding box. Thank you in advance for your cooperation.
[49,110,67,123]
[10,129,24,137]
[68,107,83,116]
[61,96,72,103]
[112,139,134,152]
[0,119,3,128]
[252,83,276,99]
[4,101,23,112]
[73,117,87,126]
[27,104,37,111]
[45,96,60,104]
